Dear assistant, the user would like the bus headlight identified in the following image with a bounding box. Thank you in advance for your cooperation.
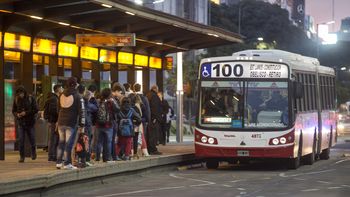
[280,137,287,144]
[201,136,208,143]
[272,138,279,145]
[208,137,215,144]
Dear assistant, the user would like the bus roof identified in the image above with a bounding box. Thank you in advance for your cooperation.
[200,49,335,76]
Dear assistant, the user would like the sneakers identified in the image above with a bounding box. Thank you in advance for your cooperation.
[150,151,162,155]
[18,158,24,163]
[85,162,93,167]
[106,160,116,164]
[56,163,63,169]
[63,164,78,170]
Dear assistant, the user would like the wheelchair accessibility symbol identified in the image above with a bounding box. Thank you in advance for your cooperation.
[201,65,211,78]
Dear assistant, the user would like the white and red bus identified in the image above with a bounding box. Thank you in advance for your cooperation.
[195,49,337,169]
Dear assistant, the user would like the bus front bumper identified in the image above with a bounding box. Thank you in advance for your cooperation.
[195,142,294,159]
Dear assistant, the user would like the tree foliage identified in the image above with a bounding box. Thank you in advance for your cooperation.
[206,0,316,57]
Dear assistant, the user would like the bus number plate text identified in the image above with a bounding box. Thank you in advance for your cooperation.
[237,150,249,156]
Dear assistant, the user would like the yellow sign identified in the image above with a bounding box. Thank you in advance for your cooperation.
[165,57,173,70]
[149,57,162,69]
[80,46,98,61]
[118,52,133,65]
[4,33,31,52]
[100,49,116,63]
[4,50,21,62]
[134,54,148,67]
[33,38,56,55]
[76,33,135,47]
[58,42,78,57]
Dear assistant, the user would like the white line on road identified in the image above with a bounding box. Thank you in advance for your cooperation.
[95,186,186,197]
[222,184,233,188]
[342,185,350,188]
[230,179,245,183]
[293,178,306,181]
[317,181,331,184]
[237,188,246,191]
[301,189,320,192]
[334,159,350,165]
[327,186,342,190]
[279,169,335,178]
[169,173,216,187]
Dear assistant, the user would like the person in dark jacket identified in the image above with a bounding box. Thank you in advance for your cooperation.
[95,88,120,162]
[115,97,141,160]
[12,86,39,163]
[56,77,85,170]
[133,83,150,136]
[146,85,162,155]
[44,84,63,162]
[110,82,124,160]
[158,91,174,144]
[83,90,98,165]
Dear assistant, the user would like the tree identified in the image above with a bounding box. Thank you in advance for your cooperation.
[206,0,316,57]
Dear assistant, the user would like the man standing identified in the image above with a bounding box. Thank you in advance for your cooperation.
[44,84,63,162]
[56,77,85,170]
[146,85,162,155]
[133,83,150,140]
[12,86,38,163]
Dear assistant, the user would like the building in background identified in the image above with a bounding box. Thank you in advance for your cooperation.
[338,17,350,41]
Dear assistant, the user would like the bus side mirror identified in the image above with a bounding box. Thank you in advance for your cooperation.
[294,82,303,99]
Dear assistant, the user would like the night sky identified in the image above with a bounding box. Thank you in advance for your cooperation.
[305,0,350,32]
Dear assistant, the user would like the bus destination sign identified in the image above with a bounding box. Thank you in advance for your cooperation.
[201,62,288,79]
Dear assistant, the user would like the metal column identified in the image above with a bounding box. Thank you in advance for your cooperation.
[176,52,183,143]
[0,31,5,160]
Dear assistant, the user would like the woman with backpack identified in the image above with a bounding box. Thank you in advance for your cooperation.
[115,97,141,161]
[95,88,120,163]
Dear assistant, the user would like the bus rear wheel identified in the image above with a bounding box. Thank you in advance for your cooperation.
[304,136,316,165]
[206,160,219,169]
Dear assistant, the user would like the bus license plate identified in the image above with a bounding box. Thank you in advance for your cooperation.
[237,150,249,156]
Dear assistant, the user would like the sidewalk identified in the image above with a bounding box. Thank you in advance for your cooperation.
[0,142,195,195]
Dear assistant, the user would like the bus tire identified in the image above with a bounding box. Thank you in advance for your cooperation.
[288,135,302,169]
[320,131,332,160]
[206,159,219,169]
[304,134,316,165]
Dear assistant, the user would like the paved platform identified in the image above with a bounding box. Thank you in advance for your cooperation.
[0,142,195,196]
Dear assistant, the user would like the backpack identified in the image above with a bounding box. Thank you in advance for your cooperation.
[119,109,133,137]
[96,100,110,125]
[76,132,89,154]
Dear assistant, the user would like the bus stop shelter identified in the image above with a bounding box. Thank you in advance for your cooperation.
[0,0,242,160]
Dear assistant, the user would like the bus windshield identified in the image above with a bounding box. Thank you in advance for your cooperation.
[199,81,289,129]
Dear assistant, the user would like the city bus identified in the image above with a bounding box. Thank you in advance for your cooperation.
[195,49,337,169]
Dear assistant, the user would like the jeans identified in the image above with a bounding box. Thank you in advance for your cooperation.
[111,122,118,160]
[48,123,58,160]
[96,127,113,162]
[18,125,36,159]
[57,126,77,165]
[147,121,159,153]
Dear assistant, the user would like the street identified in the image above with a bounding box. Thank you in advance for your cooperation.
[52,137,350,197]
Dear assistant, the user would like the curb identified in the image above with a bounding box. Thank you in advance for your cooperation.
[0,153,195,195]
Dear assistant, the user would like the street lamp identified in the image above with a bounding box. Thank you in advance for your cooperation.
[316,20,335,59]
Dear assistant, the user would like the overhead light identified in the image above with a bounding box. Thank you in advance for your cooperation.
[0,9,12,13]
[101,3,112,8]
[343,30,349,33]
[257,37,264,41]
[71,25,81,29]
[30,15,43,20]
[155,42,163,45]
[341,67,346,71]
[125,11,135,16]
[326,21,335,25]
[58,22,70,26]
[134,0,143,5]
[153,0,164,4]
[207,33,219,37]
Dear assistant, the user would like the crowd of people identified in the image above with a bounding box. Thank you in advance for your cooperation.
[12,76,174,170]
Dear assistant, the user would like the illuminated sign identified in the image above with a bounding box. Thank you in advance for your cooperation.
[80,46,98,61]
[58,42,78,57]
[33,38,56,55]
[201,62,288,79]
[33,54,43,64]
[100,49,116,63]
[149,56,162,69]
[82,61,92,70]
[4,33,31,51]
[76,33,135,47]
[165,57,173,70]
[4,50,21,62]
[134,54,148,67]
[118,51,133,65]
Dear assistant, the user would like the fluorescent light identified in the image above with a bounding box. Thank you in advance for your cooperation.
[101,3,112,8]
[0,9,12,13]
[257,37,264,41]
[153,0,164,4]
[341,67,346,71]
[58,22,70,26]
[155,42,163,45]
[125,11,135,16]
[134,0,143,5]
[30,15,43,20]
[343,30,349,33]
[326,21,335,25]
[207,33,219,37]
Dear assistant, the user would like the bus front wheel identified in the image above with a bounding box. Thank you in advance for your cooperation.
[206,160,219,169]
[288,136,302,169]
